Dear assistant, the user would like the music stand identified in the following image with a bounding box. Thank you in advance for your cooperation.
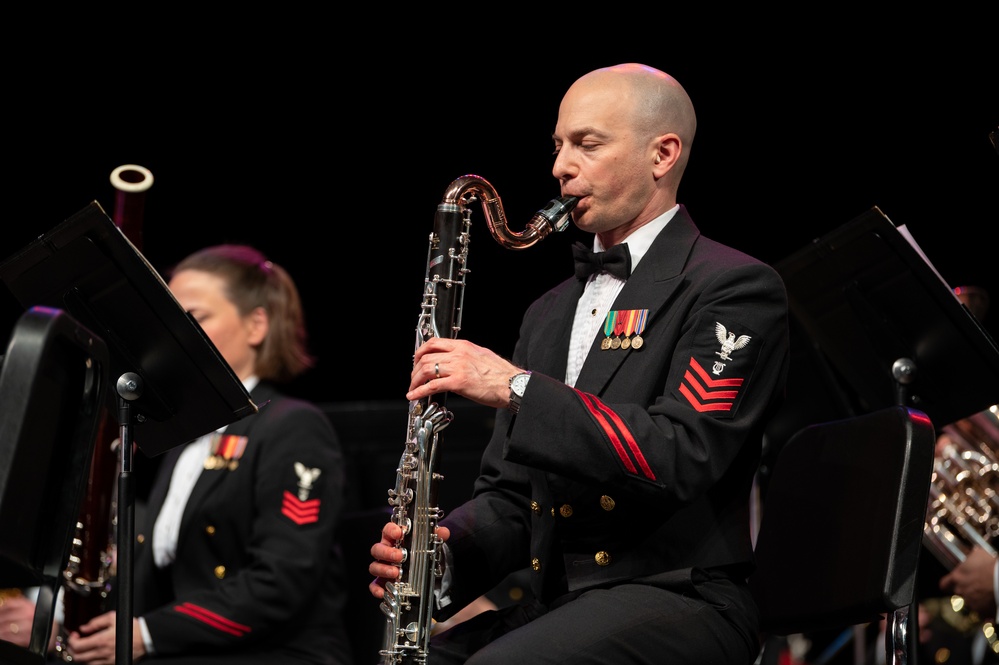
[772,205,999,432]
[0,202,258,665]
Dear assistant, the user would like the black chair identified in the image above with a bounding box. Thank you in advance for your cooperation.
[749,405,936,665]
[0,307,109,665]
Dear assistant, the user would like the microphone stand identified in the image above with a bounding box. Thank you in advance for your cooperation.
[115,372,142,665]
[889,358,919,665]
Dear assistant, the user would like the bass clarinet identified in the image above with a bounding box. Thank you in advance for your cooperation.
[379,175,576,664]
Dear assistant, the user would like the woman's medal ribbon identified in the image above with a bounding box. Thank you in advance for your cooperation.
[204,433,250,471]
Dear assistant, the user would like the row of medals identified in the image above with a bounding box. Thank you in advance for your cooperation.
[204,456,239,471]
[602,334,644,350]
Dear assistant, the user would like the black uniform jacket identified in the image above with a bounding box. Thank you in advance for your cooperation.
[134,381,352,664]
[439,206,791,613]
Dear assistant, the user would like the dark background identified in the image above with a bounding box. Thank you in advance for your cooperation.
[1,30,995,661]
[3,32,997,415]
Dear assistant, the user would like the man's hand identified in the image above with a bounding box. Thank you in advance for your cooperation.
[369,521,450,600]
[0,591,37,648]
[407,338,520,409]
[0,589,59,651]
[940,546,998,617]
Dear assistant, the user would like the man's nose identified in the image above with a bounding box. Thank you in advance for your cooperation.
[552,148,572,180]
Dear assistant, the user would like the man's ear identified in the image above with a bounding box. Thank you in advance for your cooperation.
[653,133,682,173]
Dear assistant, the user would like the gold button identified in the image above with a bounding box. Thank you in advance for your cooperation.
[530,501,542,515]
[136,533,145,544]
[595,551,611,566]
[559,504,573,518]
[531,558,542,572]
[599,495,616,511]
[205,525,216,535]
[550,507,555,517]
[214,566,226,579]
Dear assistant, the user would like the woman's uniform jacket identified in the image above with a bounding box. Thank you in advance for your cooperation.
[134,381,352,664]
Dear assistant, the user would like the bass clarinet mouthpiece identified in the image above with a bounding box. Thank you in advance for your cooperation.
[532,195,578,235]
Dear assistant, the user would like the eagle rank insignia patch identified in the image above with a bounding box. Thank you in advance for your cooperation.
[714,322,751,363]
[676,320,758,416]
[281,462,322,525]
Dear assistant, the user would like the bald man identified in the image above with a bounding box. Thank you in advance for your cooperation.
[370,63,791,664]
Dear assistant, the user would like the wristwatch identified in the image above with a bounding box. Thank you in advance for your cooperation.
[508,371,532,414]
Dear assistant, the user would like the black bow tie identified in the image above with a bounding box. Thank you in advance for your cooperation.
[572,241,631,281]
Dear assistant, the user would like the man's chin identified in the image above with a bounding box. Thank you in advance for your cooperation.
[571,210,597,233]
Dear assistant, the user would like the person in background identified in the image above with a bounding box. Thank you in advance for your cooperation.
[62,245,353,664]
[939,547,998,621]
[937,285,997,625]
[368,63,791,664]
[919,285,999,665]
[0,588,58,652]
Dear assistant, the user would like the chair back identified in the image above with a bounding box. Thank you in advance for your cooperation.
[749,405,935,638]
[0,307,109,664]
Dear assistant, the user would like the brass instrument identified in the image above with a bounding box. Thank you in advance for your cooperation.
[923,405,999,570]
[378,175,576,665]
[55,165,153,661]
[920,405,999,658]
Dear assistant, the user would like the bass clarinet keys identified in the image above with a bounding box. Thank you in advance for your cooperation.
[379,175,576,665]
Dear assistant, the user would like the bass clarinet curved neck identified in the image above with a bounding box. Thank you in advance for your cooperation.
[443,174,577,250]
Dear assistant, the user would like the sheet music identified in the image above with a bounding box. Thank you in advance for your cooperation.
[895,222,962,306]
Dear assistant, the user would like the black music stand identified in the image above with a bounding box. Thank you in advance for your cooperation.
[771,205,999,436]
[763,205,999,660]
[0,202,258,665]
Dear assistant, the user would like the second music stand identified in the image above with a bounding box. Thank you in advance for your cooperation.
[772,205,999,433]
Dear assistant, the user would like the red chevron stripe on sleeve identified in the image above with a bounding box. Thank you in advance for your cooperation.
[282,491,321,525]
[174,602,252,637]
[576,390,656,480]
[679,357,744,412]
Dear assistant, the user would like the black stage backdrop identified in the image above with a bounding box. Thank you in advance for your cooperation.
[3,28,997,414]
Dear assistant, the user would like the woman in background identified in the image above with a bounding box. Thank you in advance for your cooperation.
[65,244,353,664]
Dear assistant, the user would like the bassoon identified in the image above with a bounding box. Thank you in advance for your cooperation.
[55,165,153,660]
